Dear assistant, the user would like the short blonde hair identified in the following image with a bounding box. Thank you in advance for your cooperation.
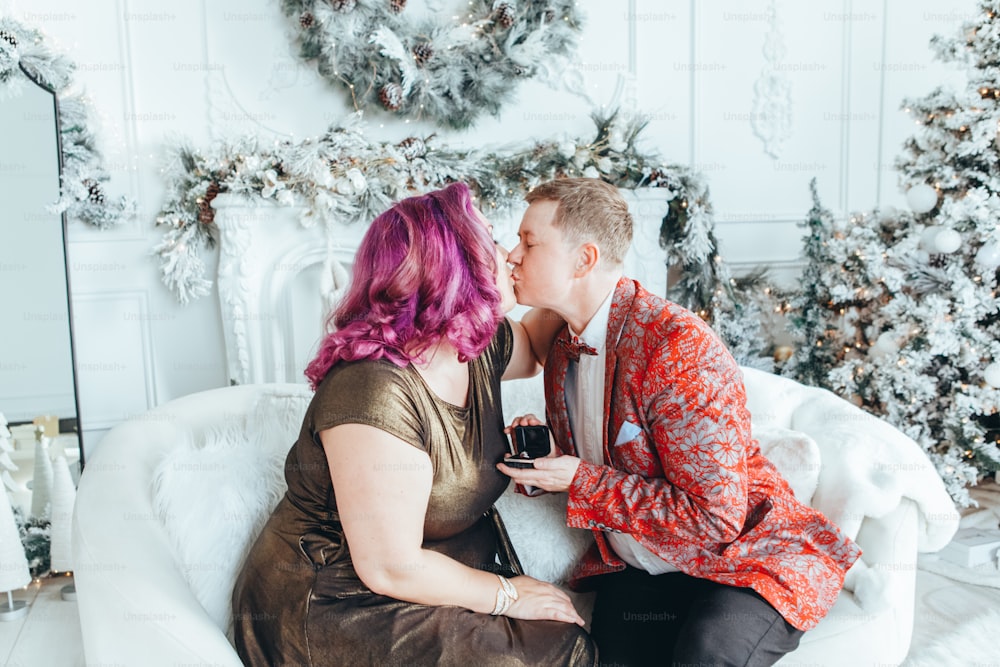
[525,178,633,265]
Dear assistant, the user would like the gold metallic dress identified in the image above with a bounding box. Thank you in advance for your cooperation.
[232,322,597,666]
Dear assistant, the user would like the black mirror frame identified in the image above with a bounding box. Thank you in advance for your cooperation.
[17,61,85,472]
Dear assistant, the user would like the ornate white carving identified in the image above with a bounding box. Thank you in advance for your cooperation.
[750,0,793,160]
[214,205,254,385]
[213,195,368,385]
[321,217,351,316]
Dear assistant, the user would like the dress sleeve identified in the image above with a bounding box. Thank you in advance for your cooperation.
[484,318,514,376]
[311,360,426,451]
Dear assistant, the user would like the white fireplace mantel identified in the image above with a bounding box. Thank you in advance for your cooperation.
[213,196,361,386]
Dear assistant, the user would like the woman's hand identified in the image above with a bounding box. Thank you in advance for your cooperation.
[504,576,586,626]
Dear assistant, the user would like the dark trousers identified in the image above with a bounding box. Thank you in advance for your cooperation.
[589,567,803,667]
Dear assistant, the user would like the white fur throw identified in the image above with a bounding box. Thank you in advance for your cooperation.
[150,387,309,631]
[495,486,593,584]
[753,426,821,505]
[903,608,1000,667]
[793,398,960,552]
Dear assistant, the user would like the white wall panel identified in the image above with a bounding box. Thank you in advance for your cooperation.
[71,291,157,449]
[631,1,691,162]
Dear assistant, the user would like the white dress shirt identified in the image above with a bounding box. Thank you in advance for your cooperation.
[565,288,677,575]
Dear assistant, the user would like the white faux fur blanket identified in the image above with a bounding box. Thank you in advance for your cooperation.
[792,397,961,552]
[903,608,1000,666]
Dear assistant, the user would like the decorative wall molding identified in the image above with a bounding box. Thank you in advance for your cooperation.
[71,290,158,431]
[750,0,793,160]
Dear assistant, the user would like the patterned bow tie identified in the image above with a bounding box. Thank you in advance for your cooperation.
[557,336,598,362]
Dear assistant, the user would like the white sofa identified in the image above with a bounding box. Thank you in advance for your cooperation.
[73,369,959,666]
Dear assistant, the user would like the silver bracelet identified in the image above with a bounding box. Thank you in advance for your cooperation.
[490,574,519,615]
[491,587,510,616]
[498,574,518,601]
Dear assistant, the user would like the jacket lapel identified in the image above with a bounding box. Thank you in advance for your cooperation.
[544,325,576,456]
[544,277,638,461]
[602,277,637,463]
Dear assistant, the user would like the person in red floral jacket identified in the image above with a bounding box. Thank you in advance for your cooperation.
[498,178,862,667]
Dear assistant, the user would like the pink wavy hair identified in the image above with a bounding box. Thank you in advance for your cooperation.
[305,182,502,389]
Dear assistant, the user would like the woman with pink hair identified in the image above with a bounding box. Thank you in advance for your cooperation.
[232,182,596,666]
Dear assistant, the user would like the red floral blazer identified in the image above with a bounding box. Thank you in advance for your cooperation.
[544,277,862,631]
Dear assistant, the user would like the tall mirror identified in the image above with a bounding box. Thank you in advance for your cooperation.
[0,64,82,513]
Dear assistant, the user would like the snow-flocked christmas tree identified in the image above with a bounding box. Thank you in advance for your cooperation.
[0,413,31,614]
[0,414,19,499]
[786,2,1000,506]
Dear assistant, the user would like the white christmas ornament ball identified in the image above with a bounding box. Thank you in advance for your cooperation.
[985,362,1000,389]
[906,184,939,214]
[871,332,900,357]
[974,240,1000,268]
[920,225,942,249]
[933,228,962,254]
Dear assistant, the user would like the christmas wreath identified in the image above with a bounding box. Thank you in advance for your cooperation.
[281,0,584,129]
[0,17,133,228]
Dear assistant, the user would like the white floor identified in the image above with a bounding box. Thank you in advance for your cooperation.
[907,570,1000,661]
[0,575,83,667]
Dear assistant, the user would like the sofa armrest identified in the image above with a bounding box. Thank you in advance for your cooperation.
[851,497,918,660]
[73,419,244,667]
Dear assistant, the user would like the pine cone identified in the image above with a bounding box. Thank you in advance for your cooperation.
[83,179,105,205]
[198,181,221,225]
[0,30,17,48]
[412,42,434,66]
[379,83,405,111]
[299,12,315,28]
[390,0,407,14]
[397,137,426,160]
[329,0,357,12]
[494,3,516,29]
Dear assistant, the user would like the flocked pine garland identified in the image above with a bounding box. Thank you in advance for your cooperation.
[281,0,584,129]
[154,110,776,368]
[156,110,698,301]
[0,17,133,228]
